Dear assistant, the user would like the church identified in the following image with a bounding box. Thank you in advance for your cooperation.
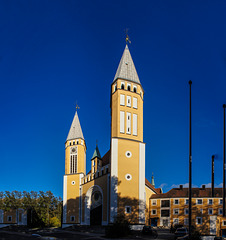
[62,43,161,229]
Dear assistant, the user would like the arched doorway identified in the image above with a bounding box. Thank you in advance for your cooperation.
[90,190,102,225]
[84,185,103,225]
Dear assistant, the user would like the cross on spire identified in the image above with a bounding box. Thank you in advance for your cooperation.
[76,102,80,111]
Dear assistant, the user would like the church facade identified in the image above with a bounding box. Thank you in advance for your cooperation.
[62,44,161,228]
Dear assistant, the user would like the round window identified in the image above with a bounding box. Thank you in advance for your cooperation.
[71,181,75,185]
[125,174,132,181]
[125,151,132,158]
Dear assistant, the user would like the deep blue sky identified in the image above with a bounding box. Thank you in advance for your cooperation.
[0,1,226,197]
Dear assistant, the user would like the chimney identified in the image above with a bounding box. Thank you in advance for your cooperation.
[180,185,183,190]
[212,155,215,197]
[202,185,206,190]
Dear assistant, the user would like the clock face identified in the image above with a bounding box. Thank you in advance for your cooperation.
[71,147,77,154]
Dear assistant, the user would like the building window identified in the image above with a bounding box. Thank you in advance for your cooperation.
[133,97,138,109]
[127,84,131,91]
[219,208,223,215]
[114,83,117,92]
[73,141,75,145]
[7,216,12,222]
[120,111,125,133]
[125,174,132,181]
[223,220,226,226]
[196,199,203,205]
[196,217,202,225]
[219,199,223,205]
[77,140,79,144]
[71,181,75,185]
[70,216,75,222]
[152,200,157,206]
[126,112,131,134]
[173,218,179,225]
[174,199,179,205]
[173,208,179,215]
[161,200,170,208]
[208,208,213,215]
[125,206,131,214]
[185,199,189,205]
[125,151,132,158]
[121,82,125,90]
[70,155,77,174]
[184,208,189,215]
[208,199,213,205]
[161,209,170,217]
[120,94,125,106]
[127,96,131,107]
[151,209,157,215]
[133,86,137,93]
[200,208,203,214]
[69,142,71,146]
[184,218,189,226]
[133,114,137,136]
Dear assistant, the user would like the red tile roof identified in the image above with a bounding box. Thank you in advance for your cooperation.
[150,187,223,199]
[145,178,162,194]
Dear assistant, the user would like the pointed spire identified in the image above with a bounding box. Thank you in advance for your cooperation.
[113,45,140,84]
[91,144,102,160]
[151,173,155,187]
[66,111,84,141]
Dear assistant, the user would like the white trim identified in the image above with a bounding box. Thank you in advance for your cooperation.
[152,200,157,206]
[125,206,132,214]
[71,181,75,185]
[184,208,189,215]
[133,97,138,109]
[139,143,145,224]
[125,174,132,181]
[120,94,125,106]
[222,220,226,226]
[208,208,213,215]
[219,199,223,205]
[110,138,118,223]
[133,114,137,136]
[125,151,132,158]
[219,208,223,215]
[184,218,188,226]
[196,217,202,225]
[174,199,179,205]
[126,112,131,134]
[63,175,67,223]
[107,173,110,225]
[84,185,103,225]
[173,208,179,215]
[208,199,213,205]
[196,199,203,205]
[173,218,179,225]
[127,96,131,107]
[120,111,125,133]
[151,209,157,215]
[184,198,189,205]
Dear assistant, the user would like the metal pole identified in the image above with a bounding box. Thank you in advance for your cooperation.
[188,80,192,238]
[212,155,214,198]
[223,104,226,217]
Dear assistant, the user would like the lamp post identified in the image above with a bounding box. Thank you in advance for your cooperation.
[223,104,226,217]
[188,80,192,238]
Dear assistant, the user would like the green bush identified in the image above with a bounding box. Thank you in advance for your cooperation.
[49,216,61,227]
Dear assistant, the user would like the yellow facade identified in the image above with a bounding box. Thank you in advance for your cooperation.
[62,44,159,228]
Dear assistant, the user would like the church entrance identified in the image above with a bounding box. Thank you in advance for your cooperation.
[90,190,102,225]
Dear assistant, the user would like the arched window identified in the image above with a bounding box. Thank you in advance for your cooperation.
[121,83,124,89]
[127,85,131,91]
[133,87,137,93]
[114,83,117,92]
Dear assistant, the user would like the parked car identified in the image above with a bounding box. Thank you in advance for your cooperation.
[177,235,189,240]
[142,226,158,238]
[175,228,188,239]
[170,224,184,233]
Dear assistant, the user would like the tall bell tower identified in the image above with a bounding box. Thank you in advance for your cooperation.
[63,110,86,225]
[110,44,146,227]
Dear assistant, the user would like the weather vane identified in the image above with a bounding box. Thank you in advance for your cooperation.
[76,102,80,111]
[125,28,131,44]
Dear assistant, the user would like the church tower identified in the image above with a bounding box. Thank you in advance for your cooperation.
[110,44,146,227]
[63,110,86,225]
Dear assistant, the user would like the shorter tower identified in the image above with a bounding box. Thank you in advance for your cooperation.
[91,145,102,174]
[63,111,86,225]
